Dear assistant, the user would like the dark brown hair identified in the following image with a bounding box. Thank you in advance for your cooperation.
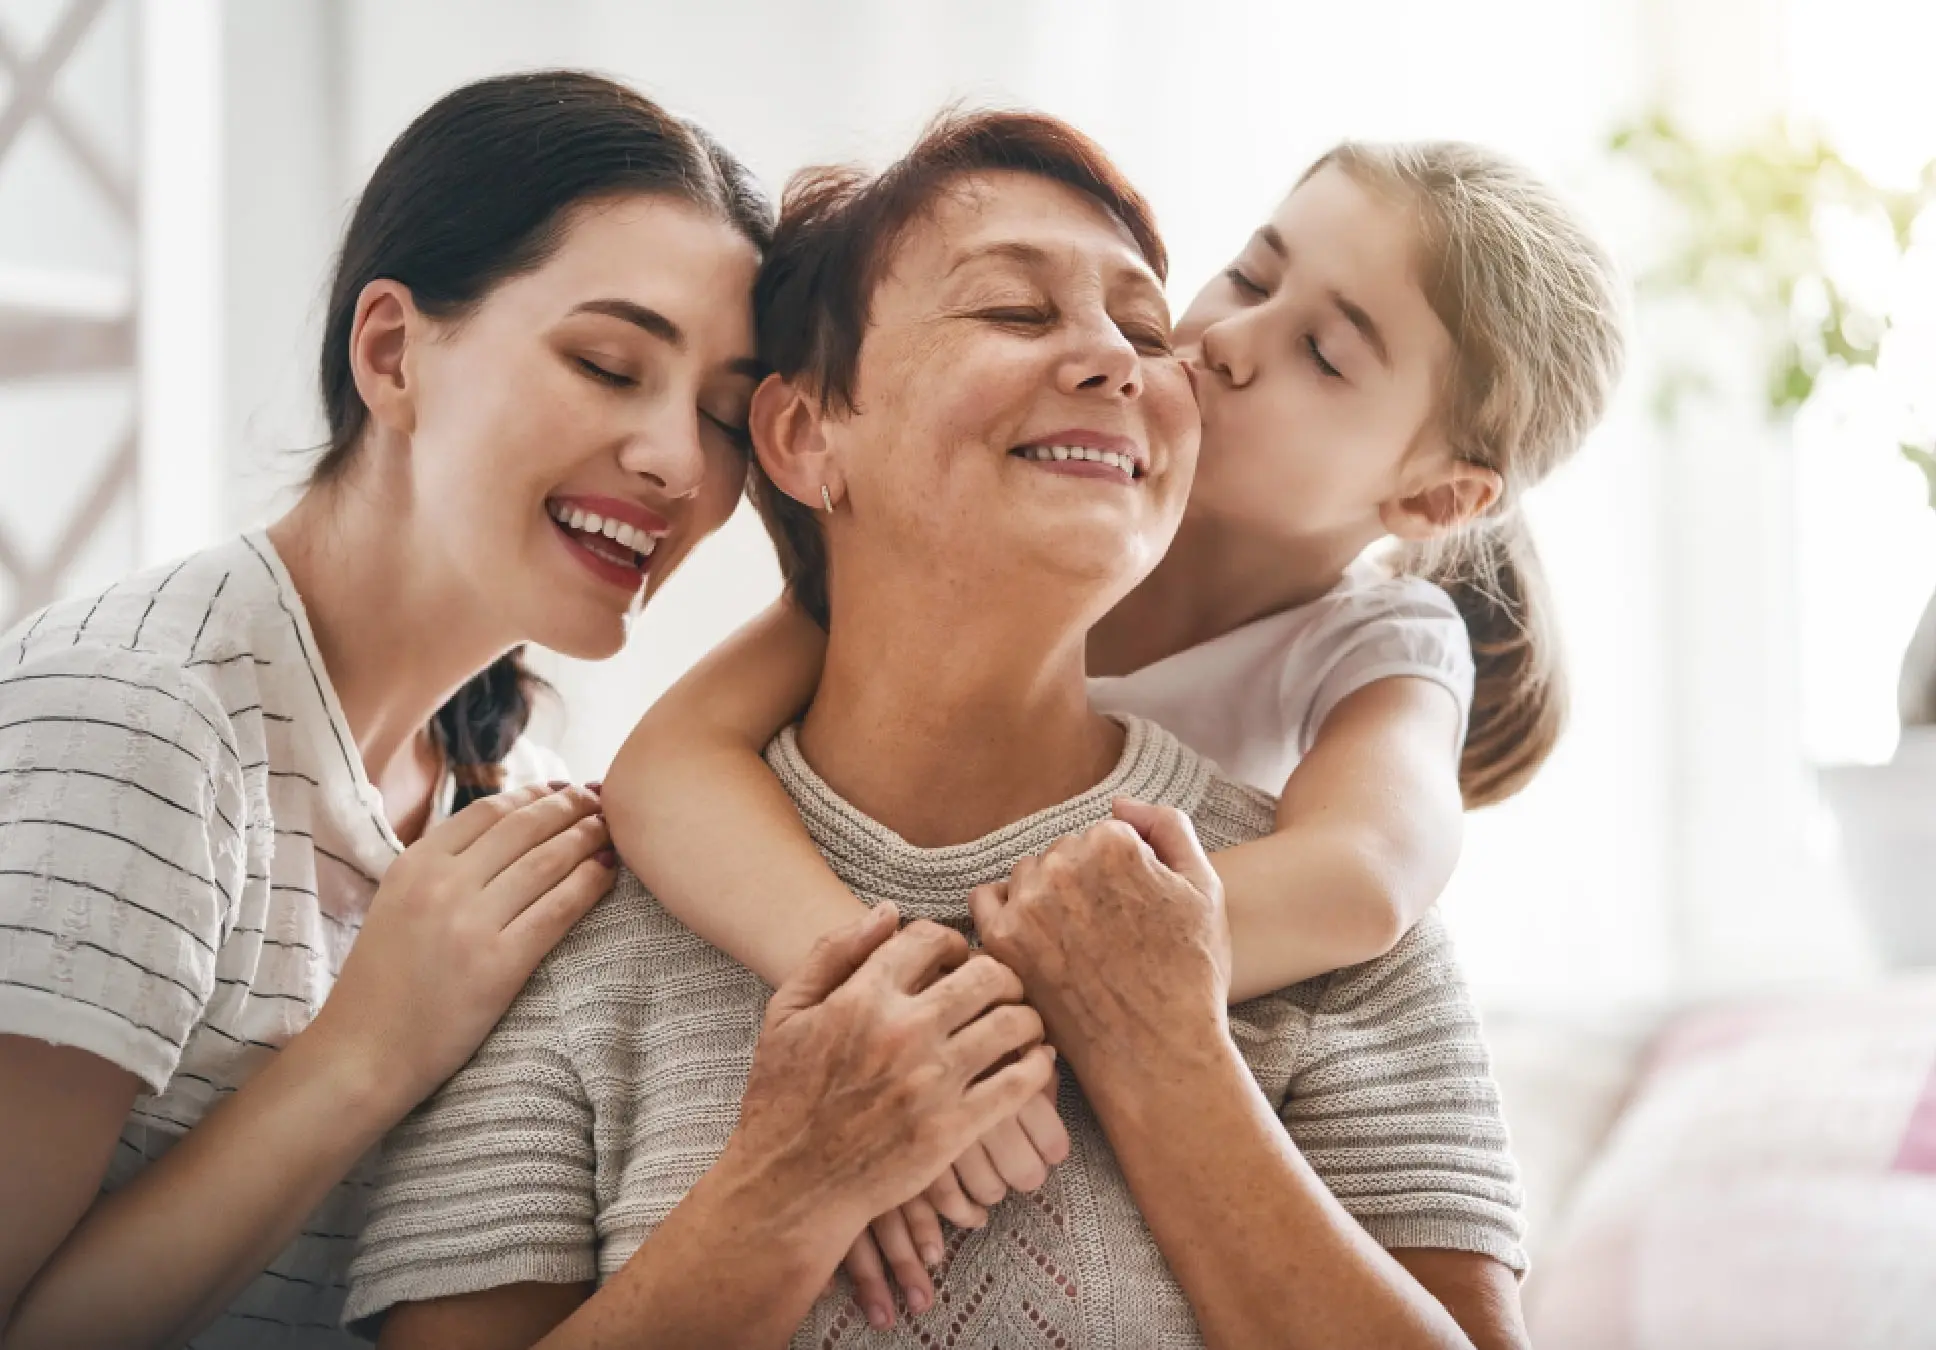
[313,70,771,806]
[747,108,1165,627]
[1310,142,1626,808]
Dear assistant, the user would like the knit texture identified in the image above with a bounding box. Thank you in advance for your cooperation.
[348,716,1524,1344]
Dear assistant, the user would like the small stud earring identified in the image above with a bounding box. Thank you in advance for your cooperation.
[821,484,835,514]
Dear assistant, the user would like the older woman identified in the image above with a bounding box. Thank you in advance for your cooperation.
[348,111,1525,1349]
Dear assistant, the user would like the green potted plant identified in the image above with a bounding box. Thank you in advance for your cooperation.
[1610,113,1936,964]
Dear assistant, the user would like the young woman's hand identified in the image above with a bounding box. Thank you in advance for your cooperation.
[840,1071,1068,1325]
[307,782,615,1109]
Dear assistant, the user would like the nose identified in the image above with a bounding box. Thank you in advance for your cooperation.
[1055,306,1143,401]
[1197,317,1252,389]
[617,401,709,501]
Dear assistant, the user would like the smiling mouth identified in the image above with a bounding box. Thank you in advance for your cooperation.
[1009,443,1145,482]
[547,500,657,572]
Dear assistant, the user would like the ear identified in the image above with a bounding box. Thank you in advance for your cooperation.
[1380,460,1503,543]
[347,279,420,437]
[749,373,841,509]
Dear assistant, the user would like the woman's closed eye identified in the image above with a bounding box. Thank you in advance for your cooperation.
[977,305,1055,328]
[703,410,753,452]
[575,355,637,389]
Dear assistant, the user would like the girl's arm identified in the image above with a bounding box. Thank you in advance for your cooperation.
[604,599,868,987]
[1215,677,1466,1002]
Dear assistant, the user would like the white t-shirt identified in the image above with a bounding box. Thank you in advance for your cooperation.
[1088,562,1474,795]
[0,532,564,1348]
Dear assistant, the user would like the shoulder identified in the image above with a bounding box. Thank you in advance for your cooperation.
[541,865,756,998]
[1299,565,1472,664]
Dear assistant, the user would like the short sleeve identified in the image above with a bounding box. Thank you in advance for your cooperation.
[0,644,244,1092]
[345,962,597,1336]
[1298,576,1474,756]
[1282,915,1527,1272]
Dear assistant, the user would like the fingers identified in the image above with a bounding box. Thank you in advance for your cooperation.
[870,1208,934,1317]
[979,1113,1051,1194]
[961,1044,1059,1140]
[1016,1076,1071,1168]
[856,919,969,996]
[951,1140,1009,1209]
[419,782,556,855]
[502,853,618,970]
[948,1003,1045,1082]
[967,881,1009,938]
[1111,797,1217,893]
[456,785,605,884]
[479,813,611,929]
[900,1195,946,1271]
[767,904,898,1026]
[842,1231,896,1332]
[918,954,1023,1034]
[924,1167,988,1230]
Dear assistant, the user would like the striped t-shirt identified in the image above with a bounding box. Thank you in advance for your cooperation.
[0,531,563,1348]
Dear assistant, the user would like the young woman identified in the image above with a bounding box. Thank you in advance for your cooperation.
[0,71,772,1347]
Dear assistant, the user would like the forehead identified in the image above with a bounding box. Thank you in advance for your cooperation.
[507,195,759,312]
[1269,164,1425,297]
[883,170,1157,296]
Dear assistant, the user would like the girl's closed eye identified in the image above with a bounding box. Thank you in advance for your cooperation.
[1305,336,1343,379]
[1224,266,1268,300]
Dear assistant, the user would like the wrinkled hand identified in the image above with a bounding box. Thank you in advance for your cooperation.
[971,798,1231,1083]
[729,906,1056,1330]
[843,1070,1068,1324]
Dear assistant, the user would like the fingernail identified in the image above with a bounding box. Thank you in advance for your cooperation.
[586,780,603,795]
[546,779,570,791]
[596,847,617,868]
[907,1288,931,1316]
[921,1244,944,1269]
[866,1303,892,1330]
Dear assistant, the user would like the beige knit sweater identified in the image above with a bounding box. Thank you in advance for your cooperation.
[347,717,1524,1346]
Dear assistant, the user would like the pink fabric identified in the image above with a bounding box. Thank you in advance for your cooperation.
[1527,975,1936,1350]
[1895,1055,1936,1174]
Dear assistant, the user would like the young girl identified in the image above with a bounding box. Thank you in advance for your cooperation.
[605,138,1626,1323]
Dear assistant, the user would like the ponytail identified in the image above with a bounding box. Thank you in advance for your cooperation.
[431,648,550,810]
[1400,513,1564,809]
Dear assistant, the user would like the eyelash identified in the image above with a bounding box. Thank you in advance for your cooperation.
[980,307,1172,355]
[1306,336,1342,379]
[575,356,636,389]
[704,412,753,452]
[1225,266,1268,299]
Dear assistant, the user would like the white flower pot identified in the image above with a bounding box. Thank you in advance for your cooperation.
[1818,727,1936,968]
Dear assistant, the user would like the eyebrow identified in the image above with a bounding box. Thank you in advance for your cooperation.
[946,240,1054,276]
[571,298,762,379]
[1253,226,1390,369]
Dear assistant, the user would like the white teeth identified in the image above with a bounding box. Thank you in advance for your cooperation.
[584,513,604,533]
[569,508,587,530]
[1019,445,1138,478]
[602,518,622,541]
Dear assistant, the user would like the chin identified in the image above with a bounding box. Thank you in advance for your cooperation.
[530,603,631,662]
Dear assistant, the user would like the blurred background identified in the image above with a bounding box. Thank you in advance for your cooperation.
[2,2,1932,1337]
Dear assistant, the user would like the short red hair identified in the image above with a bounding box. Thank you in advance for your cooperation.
[749,108,1166,625]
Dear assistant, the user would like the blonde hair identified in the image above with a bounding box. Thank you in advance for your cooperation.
[1307,141,1627,807]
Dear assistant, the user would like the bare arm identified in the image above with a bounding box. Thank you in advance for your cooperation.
[605,598,867,987]
[973,807,1526,1350]
[1217,677,1465,1000]
[1,786,614,1350]
[374,909,1057,1350]
[380,1145,848,1350]
[1087,1035,1525,1350]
